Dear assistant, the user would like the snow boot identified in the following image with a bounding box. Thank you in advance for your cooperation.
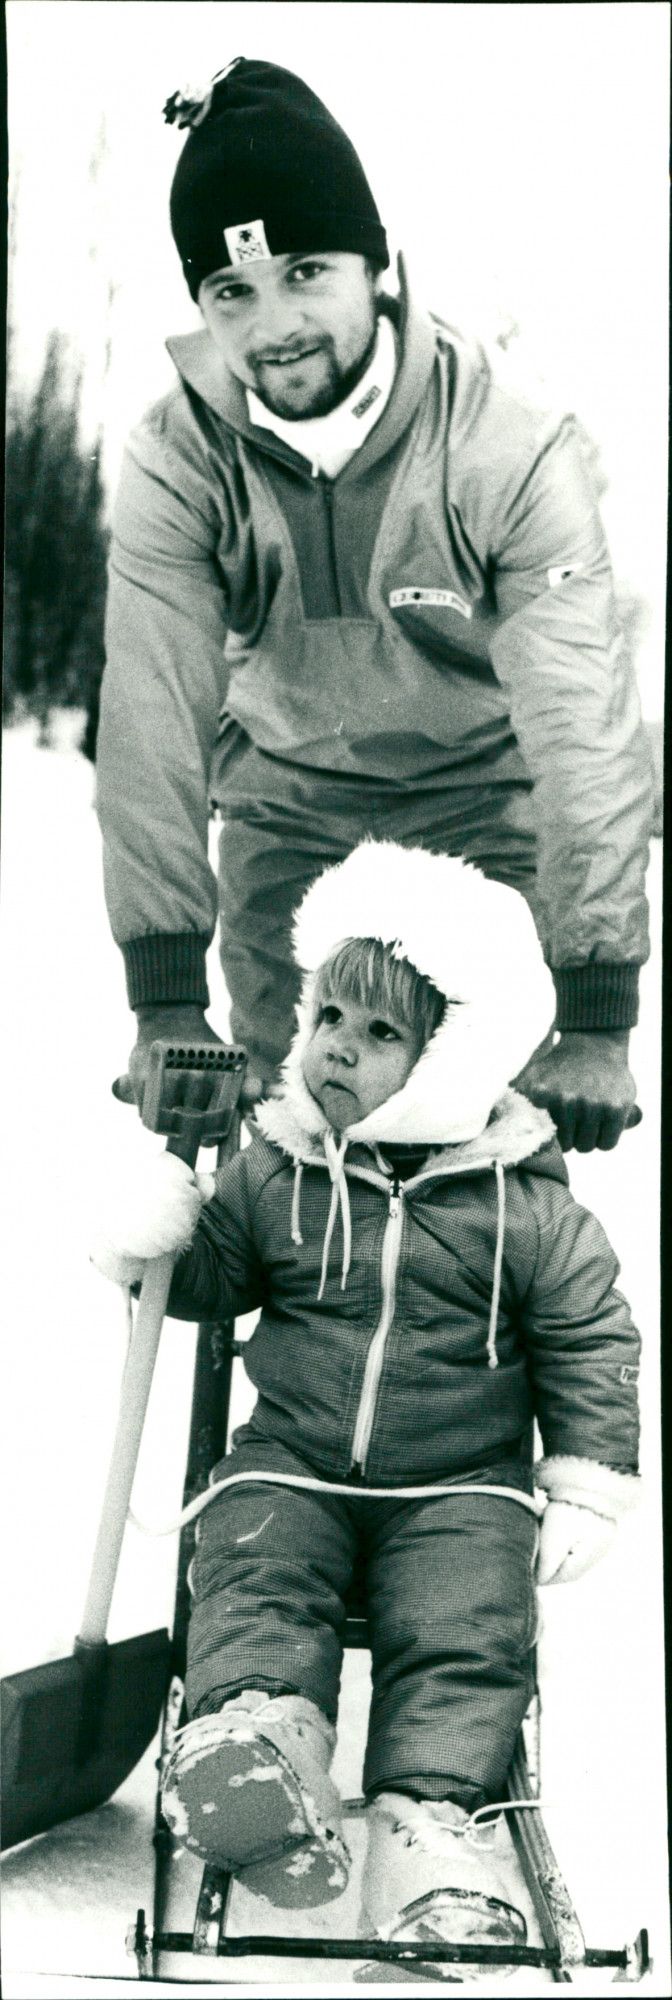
[160,1688,350,1907]
[358,1793,526,1982]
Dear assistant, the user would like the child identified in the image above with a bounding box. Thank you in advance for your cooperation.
[93,841,640,1970]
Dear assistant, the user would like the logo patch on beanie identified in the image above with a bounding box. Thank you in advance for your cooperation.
[224,220,272,265]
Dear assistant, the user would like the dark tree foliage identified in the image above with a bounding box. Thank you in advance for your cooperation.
[4,332,109,744]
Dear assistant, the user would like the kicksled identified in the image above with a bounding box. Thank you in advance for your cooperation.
[2,1043,651,1985]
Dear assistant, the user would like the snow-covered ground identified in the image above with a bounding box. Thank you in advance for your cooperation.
[0,719,669,1995]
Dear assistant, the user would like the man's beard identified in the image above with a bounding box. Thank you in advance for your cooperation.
[248,322,378,421]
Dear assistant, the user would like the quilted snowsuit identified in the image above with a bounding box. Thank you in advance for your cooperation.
[166,1089,640,1808]
[97,264,652,1078]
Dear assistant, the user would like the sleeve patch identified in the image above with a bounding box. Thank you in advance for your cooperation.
[620,1365,639,1384]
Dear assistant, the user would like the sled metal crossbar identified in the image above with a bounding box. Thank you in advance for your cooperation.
[130,1909,650,1977]
[132,1711,651,1983]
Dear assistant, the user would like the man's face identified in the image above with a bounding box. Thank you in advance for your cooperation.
[302,993,421,1132]
[198,251,379,419]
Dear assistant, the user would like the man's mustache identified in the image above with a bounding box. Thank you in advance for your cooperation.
[250,338,332,367]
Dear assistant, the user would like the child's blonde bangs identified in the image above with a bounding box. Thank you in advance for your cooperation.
[314,937,446,1049]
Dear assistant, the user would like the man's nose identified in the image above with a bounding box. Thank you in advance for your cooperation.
[251,292,310,351]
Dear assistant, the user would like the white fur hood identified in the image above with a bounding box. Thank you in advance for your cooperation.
[256,1080,557,1180]
[257,841,557,1151]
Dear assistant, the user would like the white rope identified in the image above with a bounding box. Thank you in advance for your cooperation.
[129,1469,541,1538]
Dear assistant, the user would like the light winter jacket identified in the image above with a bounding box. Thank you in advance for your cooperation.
[97,262,652,1029]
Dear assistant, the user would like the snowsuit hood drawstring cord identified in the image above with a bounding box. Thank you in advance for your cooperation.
[487,1160,505,1371]
[291,1130,353,1299]
[291,1137,504,1362]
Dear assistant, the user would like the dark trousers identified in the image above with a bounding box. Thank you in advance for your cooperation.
[216,747,537,1079]
[186,1432,538,1812]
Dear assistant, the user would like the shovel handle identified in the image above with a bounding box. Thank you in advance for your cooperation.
[77,1135,199,1648]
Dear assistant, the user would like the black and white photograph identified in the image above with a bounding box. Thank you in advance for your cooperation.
[1,3,669,1992]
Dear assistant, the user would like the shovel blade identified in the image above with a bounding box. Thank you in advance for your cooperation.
[1,1628,170,1850]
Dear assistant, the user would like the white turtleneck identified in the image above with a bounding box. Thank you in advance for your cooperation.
[246,313,397,479]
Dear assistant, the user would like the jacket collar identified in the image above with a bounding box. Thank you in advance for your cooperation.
[255,1082,559,1181]
[165,255,438,478]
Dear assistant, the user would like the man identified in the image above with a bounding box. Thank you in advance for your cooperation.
[97,57,652,1151]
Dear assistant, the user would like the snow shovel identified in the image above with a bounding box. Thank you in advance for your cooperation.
[1,1039,247,1852]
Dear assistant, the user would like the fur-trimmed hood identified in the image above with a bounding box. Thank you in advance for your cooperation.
[256,1081,557,1180]
[254,842,558,1350]
[258,841,556,1150]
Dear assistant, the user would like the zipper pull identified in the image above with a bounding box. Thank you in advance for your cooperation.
[389,1192,401,1218]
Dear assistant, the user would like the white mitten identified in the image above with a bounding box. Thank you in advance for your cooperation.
[90,1153,215,1287]
[537,1500,616,1585]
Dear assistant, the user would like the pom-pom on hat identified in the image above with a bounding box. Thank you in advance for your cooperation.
[166,57,389,300]
[287,841,557,1145]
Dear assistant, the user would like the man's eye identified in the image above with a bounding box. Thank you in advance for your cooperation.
[369,1020,400,1043]
[213,285,249,304]
[288,261,327,285]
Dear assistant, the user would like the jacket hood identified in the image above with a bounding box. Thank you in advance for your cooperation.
[256,1079,558,1178]
[165,256,437,477]
[264,840,556,1148]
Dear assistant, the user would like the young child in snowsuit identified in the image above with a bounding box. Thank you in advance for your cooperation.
[93,841,640,1968]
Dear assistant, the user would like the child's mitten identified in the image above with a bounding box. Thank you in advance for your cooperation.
[535,1455,639,1586]
[537,1500,616,1584]
[91,1153,215,1286]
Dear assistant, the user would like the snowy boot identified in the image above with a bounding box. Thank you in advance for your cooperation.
[359,1793,526,1982]
[160,1689,350,1907]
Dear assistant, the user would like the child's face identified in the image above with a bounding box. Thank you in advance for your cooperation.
[302,993,422,1131]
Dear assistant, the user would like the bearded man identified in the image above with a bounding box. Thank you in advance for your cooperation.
[97,58,652,1151]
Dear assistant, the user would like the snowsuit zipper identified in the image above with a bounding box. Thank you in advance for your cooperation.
[350,1188,404,1474]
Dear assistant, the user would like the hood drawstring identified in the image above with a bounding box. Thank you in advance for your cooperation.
[292,1137,505,1337]
[290,1161,304,1245]
[486,1159,506,1370]
[318,1130,352,1300]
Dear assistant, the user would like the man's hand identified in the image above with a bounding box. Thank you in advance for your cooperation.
[515,1030,638,1152]
[113,1005,264,1118]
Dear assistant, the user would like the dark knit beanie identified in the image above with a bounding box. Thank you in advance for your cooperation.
[165,58,389,299]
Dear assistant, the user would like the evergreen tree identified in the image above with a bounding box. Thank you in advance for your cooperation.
[4,333,109,741]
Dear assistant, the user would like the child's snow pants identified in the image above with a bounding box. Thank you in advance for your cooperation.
[186,1432,539,1814]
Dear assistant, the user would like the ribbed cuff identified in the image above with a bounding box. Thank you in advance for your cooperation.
[551,962,640,1032]
[123,933,210,1010]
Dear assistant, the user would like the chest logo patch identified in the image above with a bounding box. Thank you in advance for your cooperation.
[390,587,472,619]
[223,219,272,265]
